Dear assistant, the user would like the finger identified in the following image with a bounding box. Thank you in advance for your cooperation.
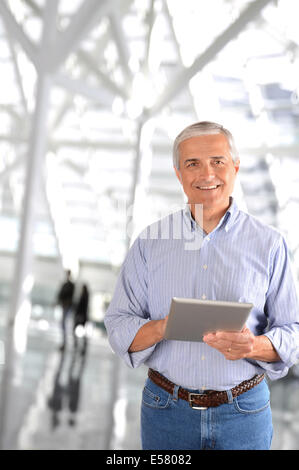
[212,330,252,345]
[203,335,242,350]
[203,332,215,343]
[204,330,241,341]
[204,337,253,356]
[224,352,244,361]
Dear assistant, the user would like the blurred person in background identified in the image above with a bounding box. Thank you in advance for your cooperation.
[73,283,89,355]
[48,333,87,429]
[57,270,75,351]
[104,121,299,450]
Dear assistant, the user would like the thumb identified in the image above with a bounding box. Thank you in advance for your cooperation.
[241,324,249,332]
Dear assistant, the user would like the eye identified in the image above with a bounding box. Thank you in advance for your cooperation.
[186,162,198,168]
[213,160,224,166]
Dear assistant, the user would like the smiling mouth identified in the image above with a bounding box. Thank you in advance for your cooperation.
[194,184,221,191]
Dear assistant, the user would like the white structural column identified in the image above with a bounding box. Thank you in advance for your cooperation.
[0,1,59,449]
[148,0,273,117]
[10,76,52,325]
[0,73,52,450]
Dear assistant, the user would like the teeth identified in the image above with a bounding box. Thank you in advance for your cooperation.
[197,185,218,190]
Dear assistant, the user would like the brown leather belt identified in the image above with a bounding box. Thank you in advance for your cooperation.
[148,369,265,410]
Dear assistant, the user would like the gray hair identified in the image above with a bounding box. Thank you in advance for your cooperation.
[173,121,239,169]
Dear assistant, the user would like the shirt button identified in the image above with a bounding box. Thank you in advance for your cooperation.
[206,237,210,241]
[201,294,206,300]
[201,355,205,360]
[203,264,208,270]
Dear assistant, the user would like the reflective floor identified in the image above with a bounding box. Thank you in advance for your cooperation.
[0,314,299,450]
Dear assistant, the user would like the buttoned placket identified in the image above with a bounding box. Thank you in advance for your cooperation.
[197,234,211,302]
[189,231,212,389]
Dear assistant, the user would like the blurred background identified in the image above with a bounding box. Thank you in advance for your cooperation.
[0,0,299,450]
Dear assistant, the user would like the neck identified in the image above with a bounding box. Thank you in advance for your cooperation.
[188,200,231,233]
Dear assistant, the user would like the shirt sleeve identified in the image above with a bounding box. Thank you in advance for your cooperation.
[104,235,156,368]
[254,235,299,380]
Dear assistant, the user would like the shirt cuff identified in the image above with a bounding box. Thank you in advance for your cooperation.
[252,331,294,381]
[127,345,156,368]
[106,316,157,369]
[253,358,289,381]
[264,329,297,368]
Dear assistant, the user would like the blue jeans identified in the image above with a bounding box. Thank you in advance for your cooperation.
[141,376,273,450]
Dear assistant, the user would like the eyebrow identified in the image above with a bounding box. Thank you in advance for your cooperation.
[183,156,227,165]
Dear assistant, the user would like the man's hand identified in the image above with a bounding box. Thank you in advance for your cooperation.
[203,326,280,362]
[203,327,255,360]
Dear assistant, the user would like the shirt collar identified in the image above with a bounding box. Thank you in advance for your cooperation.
[223,197,239,232]
[183,197,239,234]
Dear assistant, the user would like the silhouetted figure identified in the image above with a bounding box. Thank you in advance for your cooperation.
[57,270,75,351]
[67,351,87,426]
[48,348,87,429]
[47,350,66,429]
[73,284,89,355]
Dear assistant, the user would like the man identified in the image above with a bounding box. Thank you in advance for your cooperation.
[73,283,89,354]
[104,121,299,450]
[57,269,75,351]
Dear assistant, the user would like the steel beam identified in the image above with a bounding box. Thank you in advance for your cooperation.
[47,0,119,72]
[50,95,73,132]
[143,0,156,71]
[78,50,129,98]
[148,0,273,117]
[50,48,128,133]
[40,178,64,272]
[0,157,23,184]
[53,72,114,106]
[2,134,299,160]
[126,118,157,249]
[162,1,199,120]
[6,32,29,117]
[0,1,38,68]
[125,121,143,250]
[108,11,133,86]
[22,0,42,16]
[39,0,59,51]
[0,134,134,151]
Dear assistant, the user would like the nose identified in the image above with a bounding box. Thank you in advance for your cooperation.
[198,162,215,180]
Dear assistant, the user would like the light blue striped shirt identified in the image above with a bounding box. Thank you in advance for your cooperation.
[104,198,299,390]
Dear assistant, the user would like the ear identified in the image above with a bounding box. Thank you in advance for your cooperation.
[233,159,240,175]
[174,166,182,184]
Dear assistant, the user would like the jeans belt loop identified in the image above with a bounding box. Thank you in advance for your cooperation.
[226,388,234,404]
[172,384,180,402]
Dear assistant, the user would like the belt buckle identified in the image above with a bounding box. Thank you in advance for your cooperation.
[188,392,208,410]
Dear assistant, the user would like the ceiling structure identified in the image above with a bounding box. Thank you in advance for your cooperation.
[0,0,299,321]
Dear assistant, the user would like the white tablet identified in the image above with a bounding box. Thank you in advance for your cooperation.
[164,297,253,342]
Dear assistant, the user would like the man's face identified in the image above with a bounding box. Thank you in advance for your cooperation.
[174,133,240,211]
